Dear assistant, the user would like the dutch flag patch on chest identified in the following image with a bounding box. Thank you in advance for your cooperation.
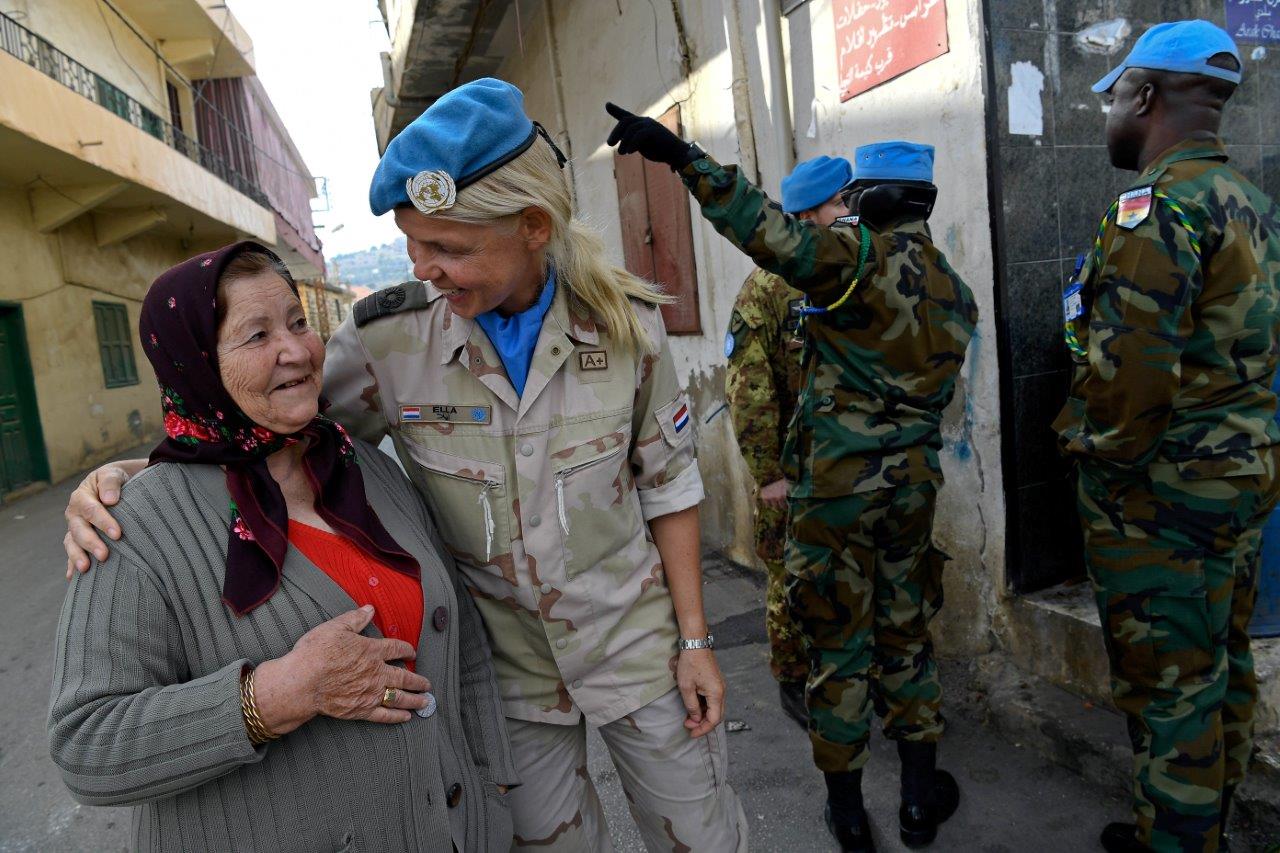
[401,406,422,422]
[672,403,690,434]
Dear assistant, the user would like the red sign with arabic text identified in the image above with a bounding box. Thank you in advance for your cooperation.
[834,0,949,101]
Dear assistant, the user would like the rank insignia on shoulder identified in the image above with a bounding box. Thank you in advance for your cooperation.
[1115,186,1154,230]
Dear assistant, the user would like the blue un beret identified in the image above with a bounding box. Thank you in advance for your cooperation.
[854,141,935,184]
[1092,20,1241,94]
[370,78,557,216]
[780,156,853,213]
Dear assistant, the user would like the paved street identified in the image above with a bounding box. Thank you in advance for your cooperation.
[0,451,1127,852]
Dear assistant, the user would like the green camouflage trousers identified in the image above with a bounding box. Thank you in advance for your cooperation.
[1077,453,1280,853]
[784,481,947,772]
[756,501,810,684]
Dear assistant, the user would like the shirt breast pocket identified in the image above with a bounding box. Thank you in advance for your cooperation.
[551,425,642,580]
[400,437,513,575]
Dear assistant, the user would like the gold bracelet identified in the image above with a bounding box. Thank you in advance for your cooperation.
[240,666,280,746]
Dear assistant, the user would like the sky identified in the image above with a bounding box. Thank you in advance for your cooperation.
[226,0,401,258]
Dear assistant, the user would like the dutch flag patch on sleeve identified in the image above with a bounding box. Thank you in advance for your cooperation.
[672,403,690,434]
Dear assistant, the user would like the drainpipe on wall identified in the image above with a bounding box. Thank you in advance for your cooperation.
[723,0,761,184]
[542,0,577,206]
[761,0,795,178]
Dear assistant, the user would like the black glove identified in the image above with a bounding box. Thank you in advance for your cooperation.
[605,102,701,169]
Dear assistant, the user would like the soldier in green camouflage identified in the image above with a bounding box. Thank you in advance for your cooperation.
[606,105,977,852]
[725,155,852,727]
[1050,21,1280,853]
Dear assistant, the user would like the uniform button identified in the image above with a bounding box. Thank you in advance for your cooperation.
[446,782,463,808]
[416,692,437,718]
[571,679,583,689]
[556,638,568,650]
[521,443,534,457]
[432,606,448,632]
[387,623,398,636]
[551,346,561,356]
[368,576,379,587]
[530,514,542,528]
[539,582,553,595]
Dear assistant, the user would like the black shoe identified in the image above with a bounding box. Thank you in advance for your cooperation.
[899,770,959,848]
[1099,822,1149,853]
[779,681,808,729]
[824,802,876,852]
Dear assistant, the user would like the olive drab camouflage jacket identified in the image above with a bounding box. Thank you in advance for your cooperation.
[324,281,702,726]
[682,155,978,498]
[725,269,805,489]
[1052,139,1280,480]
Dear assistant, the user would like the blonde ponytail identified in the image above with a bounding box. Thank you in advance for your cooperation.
[434,136,670,353]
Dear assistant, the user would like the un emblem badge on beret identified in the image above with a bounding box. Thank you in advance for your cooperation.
[406,170,457,215]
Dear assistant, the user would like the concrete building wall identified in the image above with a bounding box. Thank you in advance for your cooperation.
[18,0,171,118]
[0,187,222,483]
[482,0,1004,654]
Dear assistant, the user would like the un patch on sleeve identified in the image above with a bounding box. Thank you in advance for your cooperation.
[724,330,736,358]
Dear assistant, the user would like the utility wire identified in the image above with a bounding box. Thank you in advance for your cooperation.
[92,0,315,185]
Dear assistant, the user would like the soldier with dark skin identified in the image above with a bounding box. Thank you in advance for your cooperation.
[725,155,853,727]
[1051,21,1280,853]
[605,106,977,852]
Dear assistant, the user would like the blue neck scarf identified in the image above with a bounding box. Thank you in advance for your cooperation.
[474,270,556,396]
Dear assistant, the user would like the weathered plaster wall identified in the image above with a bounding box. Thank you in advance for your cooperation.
[491,0,1004,655]
[0,189,217,483]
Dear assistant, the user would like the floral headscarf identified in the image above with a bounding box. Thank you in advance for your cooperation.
[140,241,419,615]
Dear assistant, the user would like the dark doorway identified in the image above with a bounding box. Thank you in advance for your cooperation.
[0,304,49,496]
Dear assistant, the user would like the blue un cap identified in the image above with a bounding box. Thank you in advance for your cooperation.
[369,78,563,216]
[853,141,934,184]
[1092,20,1241,94]
[780,156,853,213]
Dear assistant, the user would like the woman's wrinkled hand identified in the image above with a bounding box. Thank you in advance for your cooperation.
[63,461,141,579]
[676,648,726,738]
[253,606,431,734]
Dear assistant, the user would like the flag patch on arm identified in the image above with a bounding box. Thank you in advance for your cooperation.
[673,403,689,434]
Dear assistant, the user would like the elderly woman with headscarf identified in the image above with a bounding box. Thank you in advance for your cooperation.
[47,243,517,851]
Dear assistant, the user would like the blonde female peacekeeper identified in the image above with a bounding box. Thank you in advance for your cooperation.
[62,78,747,852]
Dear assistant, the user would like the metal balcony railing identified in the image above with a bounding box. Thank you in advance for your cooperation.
[0,10,269,208]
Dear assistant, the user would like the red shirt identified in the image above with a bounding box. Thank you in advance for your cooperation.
[288,521,424,672]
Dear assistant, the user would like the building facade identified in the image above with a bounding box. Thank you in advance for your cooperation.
[0,0,323,493]
[370,0,1280,789]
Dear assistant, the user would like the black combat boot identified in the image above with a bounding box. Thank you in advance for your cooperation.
[897,741,959,848]
[824,770,875,852]
[1219,784,1236,852]
[1099,822,1149,852]
[778,681,808,729]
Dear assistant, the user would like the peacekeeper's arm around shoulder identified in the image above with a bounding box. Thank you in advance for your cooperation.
[1070,196,1201,469]
[603,101,880,307]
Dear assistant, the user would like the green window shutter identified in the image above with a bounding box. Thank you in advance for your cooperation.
[92,301,139,388]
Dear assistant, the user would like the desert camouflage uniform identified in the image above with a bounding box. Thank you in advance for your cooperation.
[325,282,746,851]
[725,268,809,684]
[680,154,978,773]
[1053,139,1280,852]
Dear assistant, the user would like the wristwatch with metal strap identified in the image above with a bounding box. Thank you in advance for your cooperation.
[677,634,715,651]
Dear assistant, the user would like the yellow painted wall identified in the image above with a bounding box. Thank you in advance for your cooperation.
[0,188,223,483]
[22,0,171,120]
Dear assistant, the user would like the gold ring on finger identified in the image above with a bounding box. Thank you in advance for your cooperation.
[381,687,398,707]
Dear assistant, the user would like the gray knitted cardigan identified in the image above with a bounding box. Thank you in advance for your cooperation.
[48,441,518,852]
